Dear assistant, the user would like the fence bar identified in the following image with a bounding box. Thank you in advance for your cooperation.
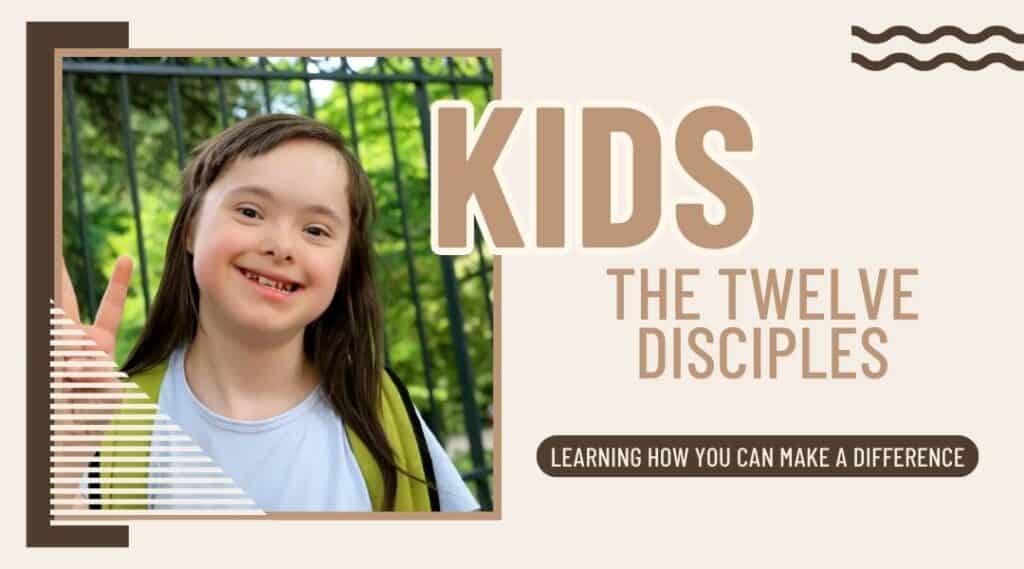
[471,233,494,329]
[412,57,491,510]
[63,73,97,320]
[117,74,151,314]
[339,59,362,161]
[215,76,229,129]
[379,81,444,440]
[302,58,316,118]
[478,57,493,101]
[446,58,494,330]
[440,253,490,508]
[460,465,494,482]
[62,60,492,86]
[168,77,186,171]
[259,58,273,114]
[381,325,392,369]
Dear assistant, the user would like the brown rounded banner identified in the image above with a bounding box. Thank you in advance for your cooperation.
[538,435,977,477]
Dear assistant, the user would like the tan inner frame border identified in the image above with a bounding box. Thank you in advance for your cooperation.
[51,47,502,522]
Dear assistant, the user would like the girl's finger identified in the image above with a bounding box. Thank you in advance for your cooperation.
[59,254,82,324]
[94,256,134,337]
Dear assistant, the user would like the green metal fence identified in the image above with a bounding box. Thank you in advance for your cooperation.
[61,56,495,509]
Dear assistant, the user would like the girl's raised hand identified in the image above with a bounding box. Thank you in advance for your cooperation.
[55,255,134,503]
[60,255,133,359]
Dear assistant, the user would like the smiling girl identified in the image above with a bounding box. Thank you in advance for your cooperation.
[60,113,479,512]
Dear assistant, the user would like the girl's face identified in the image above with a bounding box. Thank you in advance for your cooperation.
[187,139,351,340]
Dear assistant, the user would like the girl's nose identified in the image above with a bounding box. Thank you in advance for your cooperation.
[264,247,293,261]
[261,229,295,261]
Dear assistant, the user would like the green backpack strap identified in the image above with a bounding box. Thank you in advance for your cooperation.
[99,362,168,510]
[130,362,167,402]
[346,367,439,512]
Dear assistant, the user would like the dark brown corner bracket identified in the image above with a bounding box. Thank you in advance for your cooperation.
[27,21,130,548]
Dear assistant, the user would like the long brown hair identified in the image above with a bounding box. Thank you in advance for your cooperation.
[122,113,404,509]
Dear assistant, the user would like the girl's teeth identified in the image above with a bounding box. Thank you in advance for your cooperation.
[245,270,294,293]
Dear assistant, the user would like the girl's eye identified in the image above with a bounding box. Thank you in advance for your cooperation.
[305,225,330,238]
[237,206,261,219]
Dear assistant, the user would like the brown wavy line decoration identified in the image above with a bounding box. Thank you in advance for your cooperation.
[853,25,1024,44]
[852,52,1024,71]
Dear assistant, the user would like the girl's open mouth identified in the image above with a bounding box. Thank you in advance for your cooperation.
[236,266,302,295]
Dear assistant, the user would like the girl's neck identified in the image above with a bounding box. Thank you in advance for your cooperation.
[184,311,319,421]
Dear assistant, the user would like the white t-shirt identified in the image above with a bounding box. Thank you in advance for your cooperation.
[84,346,480,512]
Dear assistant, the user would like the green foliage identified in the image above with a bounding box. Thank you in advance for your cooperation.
[62,56,495,462]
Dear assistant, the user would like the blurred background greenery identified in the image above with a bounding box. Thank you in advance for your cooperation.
[61,56,494,506]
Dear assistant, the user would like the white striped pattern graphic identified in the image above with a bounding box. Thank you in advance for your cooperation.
[51,477,235,485]
[52,456,214,463]
[49,301,265,522]
[51,466,226,473]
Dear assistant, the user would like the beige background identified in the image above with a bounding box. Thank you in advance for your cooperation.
[3,1,1023,565]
